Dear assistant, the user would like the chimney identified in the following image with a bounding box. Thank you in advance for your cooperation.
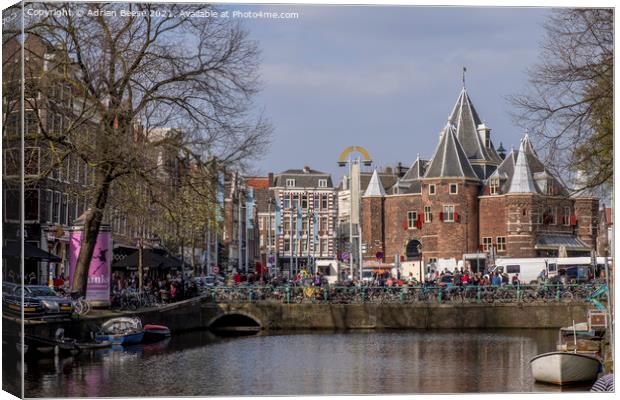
[396,162,407,178]
[477,123,491,148]
[303,166,310,174]
[268,172,274,187]
[384,166,392,175]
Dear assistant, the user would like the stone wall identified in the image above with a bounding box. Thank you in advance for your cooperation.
[202,302,591,330]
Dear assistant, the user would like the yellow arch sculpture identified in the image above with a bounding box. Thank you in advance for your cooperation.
[338,146,372,164]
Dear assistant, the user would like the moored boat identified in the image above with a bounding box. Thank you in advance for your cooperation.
[95,317,145,345]
[142,324,171,343]
[530,351,601,385]
[75,340,112,351]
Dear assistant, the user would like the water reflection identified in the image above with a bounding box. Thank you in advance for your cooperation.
[12,329,595,397]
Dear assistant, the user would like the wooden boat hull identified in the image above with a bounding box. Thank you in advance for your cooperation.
[530,352,601,385]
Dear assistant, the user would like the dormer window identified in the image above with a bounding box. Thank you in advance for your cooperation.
[490,179,499,195]
[286,178,296,188]
[318,179,327,188]
[429,184,436,195]
[546,179,553,195]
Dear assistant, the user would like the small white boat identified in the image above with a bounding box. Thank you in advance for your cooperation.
[530,351,601,385]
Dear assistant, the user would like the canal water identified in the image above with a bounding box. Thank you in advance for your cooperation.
[9,329,593,397]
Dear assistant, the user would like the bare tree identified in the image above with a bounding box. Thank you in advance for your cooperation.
[13,2,271,296]
[509,8,613,194]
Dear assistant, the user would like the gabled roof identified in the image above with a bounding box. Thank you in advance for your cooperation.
[400,156,428,182]
[363,169,386,197]
[448,87,501,164]
[507,138,538,194]
[424,123,478,179]
[390,156,428,194]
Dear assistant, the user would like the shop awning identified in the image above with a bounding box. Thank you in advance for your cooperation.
[535,235,590,250]
[112,249,184,269]
[2,241,62,262]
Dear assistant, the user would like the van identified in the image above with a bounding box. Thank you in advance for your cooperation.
[493,258,550,284]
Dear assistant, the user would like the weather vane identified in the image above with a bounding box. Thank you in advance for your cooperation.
[462,66,467,87]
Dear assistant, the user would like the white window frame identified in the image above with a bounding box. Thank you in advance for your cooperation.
[424,206,432,223]
[482,237,492,252]
[428,184,436,195]
[564,206,571,226]
[407,211,418,229]
[497,237,506,251]
[443,205,455,222]
[490,179,499,195]
[318,179,328,188]
[449,183,458,195]
[286,178,296,188]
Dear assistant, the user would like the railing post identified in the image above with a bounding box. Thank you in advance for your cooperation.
[556,284,561,302]
[438,288,442,304]
[516,285,521,303]
[286,286,290,304]
[324,287,328,302]
[476,286,481,303]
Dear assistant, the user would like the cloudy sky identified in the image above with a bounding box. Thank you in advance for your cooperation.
[230,5,551,181]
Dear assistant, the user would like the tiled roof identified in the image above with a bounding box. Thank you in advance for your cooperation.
[424,123,478,179]
[245,177,270,189]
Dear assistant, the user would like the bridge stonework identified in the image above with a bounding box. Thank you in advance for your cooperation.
[201,302,591,330]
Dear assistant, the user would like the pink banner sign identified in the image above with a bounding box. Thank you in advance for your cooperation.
[68,230,111,303]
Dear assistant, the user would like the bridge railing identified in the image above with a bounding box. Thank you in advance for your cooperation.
[202,283,607,305]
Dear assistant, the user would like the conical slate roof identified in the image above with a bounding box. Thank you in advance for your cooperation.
[507,138,538,194]
[364,169,386,197]
[424,123,478,179]
[448,87,501,164]
[486,134,568,196]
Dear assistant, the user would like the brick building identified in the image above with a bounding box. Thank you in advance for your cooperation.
[361,85,599,271]
[270,167,337,276]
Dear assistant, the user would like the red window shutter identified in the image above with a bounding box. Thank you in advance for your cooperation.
[570,215,577,225]
[484,186,490,194]
[439,212,444,221]
[402,219,408,231]
[454,212,459,222]
[479,244,484,252]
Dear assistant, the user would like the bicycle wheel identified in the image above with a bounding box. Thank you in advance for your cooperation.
[560,291,574,302]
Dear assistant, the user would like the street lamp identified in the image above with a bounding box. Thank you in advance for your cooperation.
[337,146,372,281]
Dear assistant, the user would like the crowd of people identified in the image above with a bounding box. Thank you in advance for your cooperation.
[110,271,199,303]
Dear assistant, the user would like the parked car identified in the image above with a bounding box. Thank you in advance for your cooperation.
[3,282,44,317]
[2,285,73,317]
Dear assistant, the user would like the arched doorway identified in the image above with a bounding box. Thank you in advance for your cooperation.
[406,239,422,260]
